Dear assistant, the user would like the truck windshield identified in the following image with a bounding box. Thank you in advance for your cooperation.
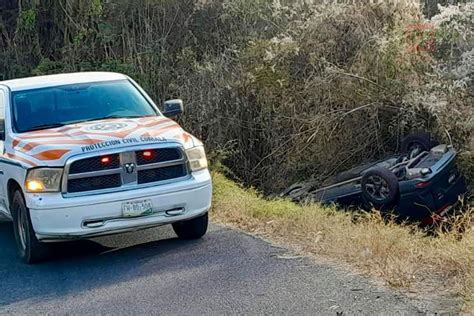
[11,80,158,133]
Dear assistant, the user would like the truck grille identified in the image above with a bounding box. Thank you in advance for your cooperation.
[138,165,187,184]
[136,148,181,166]
[68,174,122,193]
[64,146,188,195]
[70,154,120,174]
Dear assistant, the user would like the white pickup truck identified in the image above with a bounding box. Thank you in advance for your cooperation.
[0,72,212,263]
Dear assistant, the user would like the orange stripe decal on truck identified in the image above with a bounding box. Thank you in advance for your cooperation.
[32,149,71,161]
[12,139,21,148]
[5,153,38,167]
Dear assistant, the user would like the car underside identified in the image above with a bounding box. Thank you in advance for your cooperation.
[281,134,468,224]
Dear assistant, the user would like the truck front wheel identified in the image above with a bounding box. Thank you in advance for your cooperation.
[172,213,208,240]
[11,190,50,264]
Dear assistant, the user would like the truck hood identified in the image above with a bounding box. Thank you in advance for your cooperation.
[8,116,200,168]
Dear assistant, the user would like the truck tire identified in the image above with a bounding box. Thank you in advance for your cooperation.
[11,190,50,264]
[401,132,438,157]
[361,167,399,210]
[172,213,208,240]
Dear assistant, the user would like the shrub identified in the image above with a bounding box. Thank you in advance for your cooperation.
[0,0,472,191]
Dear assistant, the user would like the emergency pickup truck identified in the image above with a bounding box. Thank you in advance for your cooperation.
[0,72,212,263]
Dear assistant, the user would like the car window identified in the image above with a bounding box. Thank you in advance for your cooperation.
[11,80,158,133]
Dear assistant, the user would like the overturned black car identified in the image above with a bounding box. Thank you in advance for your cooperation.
[281,133,468,224]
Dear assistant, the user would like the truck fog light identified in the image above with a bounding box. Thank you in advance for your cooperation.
[25,168,63,193]
[185,146,208,172]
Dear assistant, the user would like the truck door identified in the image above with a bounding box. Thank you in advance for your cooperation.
[0,87,9,219]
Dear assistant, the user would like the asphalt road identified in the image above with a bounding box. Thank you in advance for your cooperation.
[0,221,458,315]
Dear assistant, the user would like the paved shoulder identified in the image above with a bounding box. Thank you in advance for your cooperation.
[0,223,457,314]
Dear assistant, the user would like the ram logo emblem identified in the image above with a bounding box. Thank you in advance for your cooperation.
[124,163,136,174]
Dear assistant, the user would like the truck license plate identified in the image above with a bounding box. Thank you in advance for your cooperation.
[122,200,153,217]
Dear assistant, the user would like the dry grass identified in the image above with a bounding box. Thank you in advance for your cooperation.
[211,172,474,312]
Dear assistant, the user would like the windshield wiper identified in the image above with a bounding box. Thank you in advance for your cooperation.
[23,115,156,132]
[25,123,67,132]
[65,114,156,125]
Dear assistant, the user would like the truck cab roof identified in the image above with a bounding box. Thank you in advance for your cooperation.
[0,72,128,92]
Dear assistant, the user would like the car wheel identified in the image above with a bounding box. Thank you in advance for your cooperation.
[11,190,50,264]
[172,213,208,240]
[401,132,438,157]
[361,167,399,210]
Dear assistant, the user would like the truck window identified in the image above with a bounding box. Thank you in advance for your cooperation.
[0,90,5,140]
[0,90,4,120]
[11,80,158,133]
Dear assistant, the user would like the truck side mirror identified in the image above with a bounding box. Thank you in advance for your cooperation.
[162,99,184,118]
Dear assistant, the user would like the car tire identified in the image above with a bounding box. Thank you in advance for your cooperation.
[401,132,438,157]
[172,213,208,240]
[361,167,399,210]
[11,190,50,264]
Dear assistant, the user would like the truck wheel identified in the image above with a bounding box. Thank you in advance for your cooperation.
[401,132,438,157]
[172,213,208,240]
[11,190,50,264]
[361,167,399,210]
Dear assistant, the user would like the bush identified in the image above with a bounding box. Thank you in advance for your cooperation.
[0,0,472,192]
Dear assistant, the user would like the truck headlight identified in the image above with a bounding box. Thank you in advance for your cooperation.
[185,146,208,172]
[25,168,63,193]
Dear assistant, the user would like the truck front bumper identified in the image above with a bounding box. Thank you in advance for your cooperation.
[26,170,212,241]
